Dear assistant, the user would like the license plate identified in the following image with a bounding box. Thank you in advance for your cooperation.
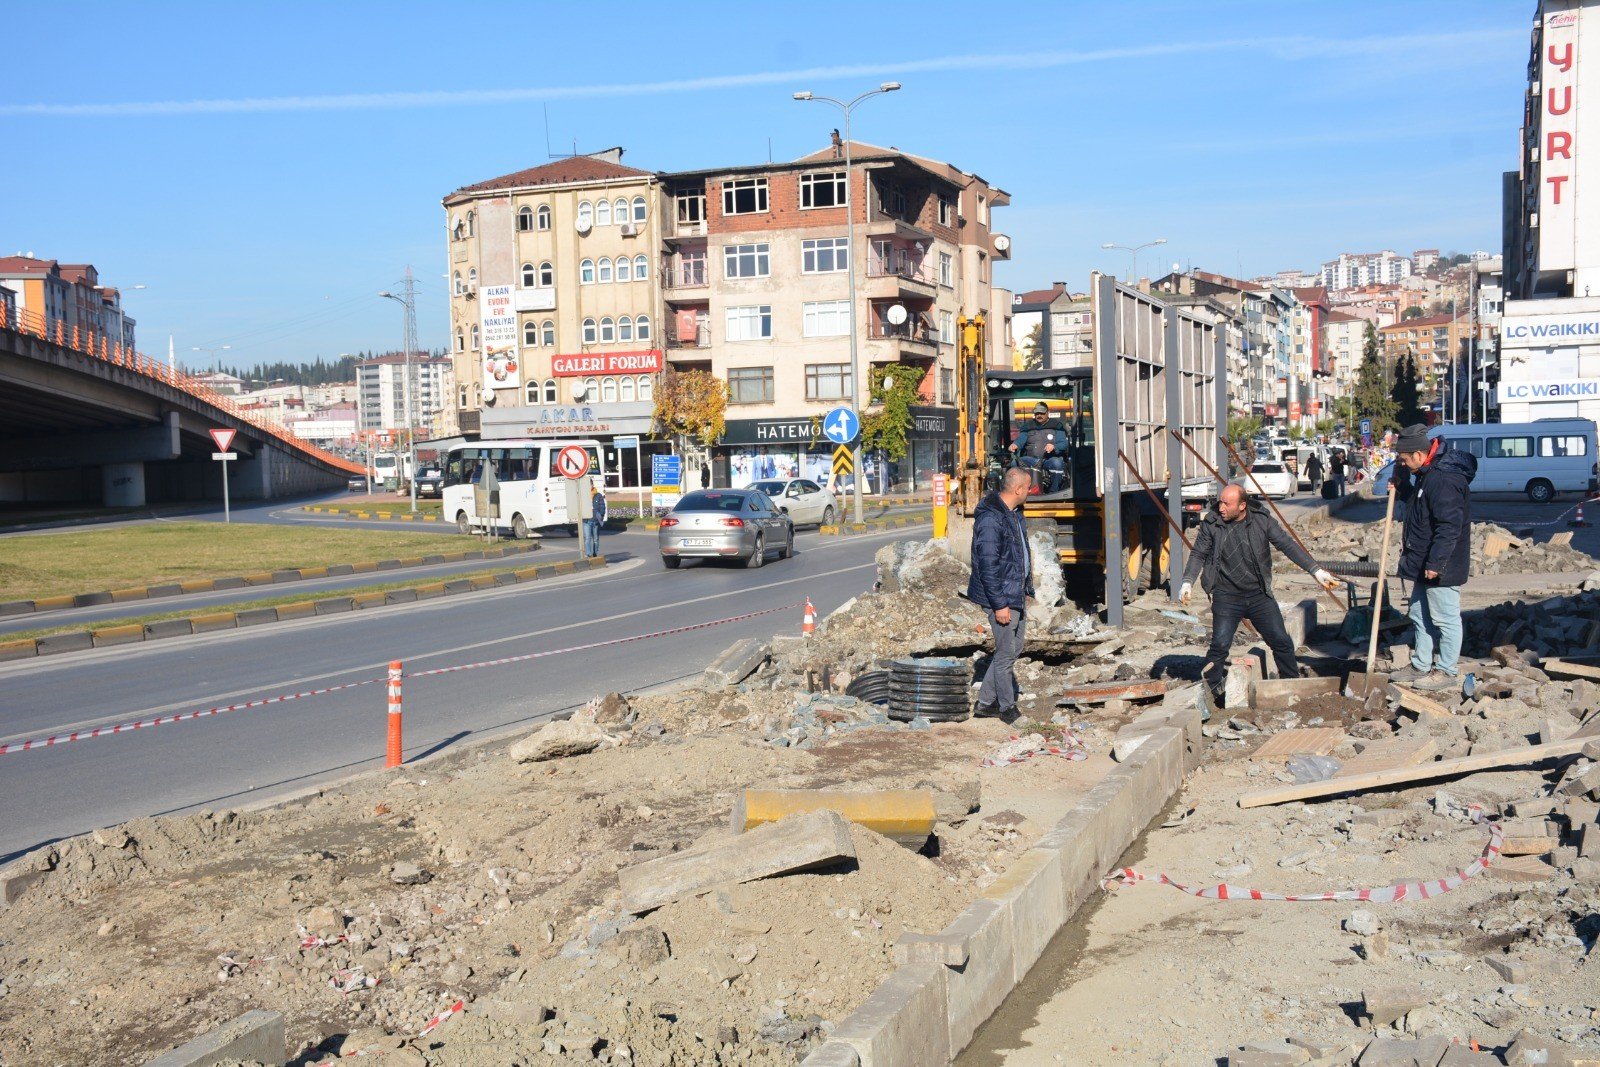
[681,538,714,547]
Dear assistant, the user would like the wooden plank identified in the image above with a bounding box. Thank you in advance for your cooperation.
[1238,737,1592,809]
[1335,738,1436,778]
[1389,684,1453,718]
[1249,727,1346,761]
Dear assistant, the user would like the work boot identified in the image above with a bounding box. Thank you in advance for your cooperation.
[974,702,1003,718]
[1410,671,1458,693]
[1388,665,1432,685]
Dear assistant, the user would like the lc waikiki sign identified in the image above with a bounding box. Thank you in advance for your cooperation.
[1539,7,1580,270]
[1501,312,1600,347]
[1498,378,1600,403]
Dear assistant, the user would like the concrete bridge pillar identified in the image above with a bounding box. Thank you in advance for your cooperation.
[102,462,146,507]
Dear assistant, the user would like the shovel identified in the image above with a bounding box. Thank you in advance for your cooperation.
[1346,483,1398,699]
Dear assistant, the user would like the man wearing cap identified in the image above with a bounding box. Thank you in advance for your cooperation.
[1389,423,1477,691]
[1010,402,1069,493]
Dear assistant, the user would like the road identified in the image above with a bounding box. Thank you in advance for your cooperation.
[0,519,903,862]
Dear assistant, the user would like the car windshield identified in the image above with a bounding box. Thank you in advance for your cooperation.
[1254,463,1285,473]
[675,491,748,513]
[749,481,786,496]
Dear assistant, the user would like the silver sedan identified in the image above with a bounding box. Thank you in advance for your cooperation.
[747,478,839,526]
[659,489,795,569]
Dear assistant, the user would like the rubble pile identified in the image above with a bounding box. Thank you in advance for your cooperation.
[1302,518,1600,577]
[1461,587,1600,659]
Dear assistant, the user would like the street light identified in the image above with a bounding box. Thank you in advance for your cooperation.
[1100,238,1167,286]
[794,80,901,524]
[378,289,418,514]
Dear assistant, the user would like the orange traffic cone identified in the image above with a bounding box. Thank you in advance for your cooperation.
[802,597,817,636]
[1572,502,1591,528]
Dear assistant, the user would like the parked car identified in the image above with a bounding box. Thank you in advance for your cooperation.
[414,467,444,498]
[1248,460,1295,498]
[746,478,839,526]
[658,489,795,569]
[347,474,369,492]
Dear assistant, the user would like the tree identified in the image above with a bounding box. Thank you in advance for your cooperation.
[1227,414,1262,443]
[1352,322,1398,434]
[1021,323,1045,371]
[1390,350,1424,427]
[651,369,728,461]
[1401,306,1424,321]
[860,363,926,461]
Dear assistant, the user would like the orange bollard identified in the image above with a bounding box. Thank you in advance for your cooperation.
[386,660,404,768]
[802,597,816,636]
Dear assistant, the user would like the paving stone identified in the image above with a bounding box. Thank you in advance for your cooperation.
[1357,1036,1449,1066]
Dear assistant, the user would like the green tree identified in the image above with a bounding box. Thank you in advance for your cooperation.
[1401,306,1424,321]
[1391,350,1424,427]
[1352,322,1398,434]
[1021,323,1045,371]
[651,369,728,454]
[861,363,926,461]
[1227,414,1262,443]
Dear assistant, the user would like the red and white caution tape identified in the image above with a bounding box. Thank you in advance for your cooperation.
[298,925,348,949]
[1102,821,1504,903]
[0,603,799,756]
[328,967,378,994]
[418,998,466,1036]
[982,733,1087,768]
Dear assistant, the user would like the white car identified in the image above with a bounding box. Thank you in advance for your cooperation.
[1248,461,1295,498]
[747,478,839,526]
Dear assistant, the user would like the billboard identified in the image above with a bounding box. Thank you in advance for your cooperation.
[1538,6,1580,271]
[551,349,664,377]
[480,284,519,390]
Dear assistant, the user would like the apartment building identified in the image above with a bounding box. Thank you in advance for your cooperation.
[1413,249,1441,273]
[1009,283,1084,369]
[357,353,454,438]
[1319,250,1414,292]
[1379,312,1470,383]
[658,136,1009,490]
[1320,310,1368,398]
[0,255,136,350]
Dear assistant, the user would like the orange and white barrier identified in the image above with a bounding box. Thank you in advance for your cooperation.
[385,661,404,768]
[802,597,816,636]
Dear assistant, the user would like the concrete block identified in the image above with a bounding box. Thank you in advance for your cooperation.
[376,558,403,570]
[920,899,1015,1054]
[313,597,353,615]
[242,572,275,586]
[705,637,770,687]
[1358,1037,1449,1066]
[830,963,950,1067]
[36,631,94,656]
[1437,1046,1500,1066]
[189,612,237,633]
[351,591,385,609]
[270,569,300,583]
[1,867,46,907]
[31,595,74,611]
[109,586,150,603]
[210,576,247,590]
[619,808,855,914]
[297,566,328,579]
[145,1009,286,1067]
[799,1043,862,1067]
[0,600,33,616]
[734,789,935,845]
[1362,987,1430,1026]
[981,847,1064,981]
[1252,675,1341,710]
[75,591,114,606]
[326,564,354,577]
[1228,1040,1310,1066]
[1226,655,1261,709]
[1280,597,1317,648]
[0,639,39,662]
[236,607,279,627]
[146,583,183,598]
[413,582,446,600]
[144,619,194,640]
[275,601,316,621]
[492,571,520,586]
[385,588,418,604]
[461,549,486,559]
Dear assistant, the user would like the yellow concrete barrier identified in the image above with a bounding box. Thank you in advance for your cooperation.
[243,572,275,586]
[0,638,39,661]
[414,582,447,598]
[350,561,378,573]
[31,595,75,611]
[468,575,495,589]
[190,612,238,632]
[91,623,146,646]
[298,566,328,579]
[731,788,936,845]
[179,579,214,593]
[351,591,386,609]
[397,556,424,566]
[109,586,150,602]
[276,602,317,620]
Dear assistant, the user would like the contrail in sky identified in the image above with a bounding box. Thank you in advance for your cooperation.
[1,29,1517,118]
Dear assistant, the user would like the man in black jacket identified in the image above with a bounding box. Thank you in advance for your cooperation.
[1389,424,1477,690]
[966,467,1034,717]
[1181,484,1339,694]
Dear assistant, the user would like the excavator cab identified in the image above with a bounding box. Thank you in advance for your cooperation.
[982,368,1095,501]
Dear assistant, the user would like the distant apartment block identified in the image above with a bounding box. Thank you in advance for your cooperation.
[357,353,453,436]
[1319,250,1414,292]
[0,255,137,350]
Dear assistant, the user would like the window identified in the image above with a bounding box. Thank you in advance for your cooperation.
[451,215,465,241]
[541,320,556,347]
[632,196,647,223]
[452,271,463,295]
[600,316,615,343]
[978,251,987,282]
[536,205,551,231]
[582,377,598,401]
[582,317,597,344]
[618,315,634,342]
[616,256,632,283]
[636,314,651,340]
[543,378,557,403]
[803,299,850,337]
[596,199,612,226]
[1454,437,1484,457]
[523,321,538,345]
[939,253,953,287]
[467,267,478,289]
[580,259,595,284]
[470,324,480,349]
[455,328,464,351]
[723,242,770,279]
[620,377,636,402]
[940,368,954,403]
[602,377,618,403]
[577,201,593,229]
[634,254,649,280]
[538,261,554,287]
[729,366,775,404]
[726,304,773,341]
[800,170,848,209]
[887,186,906,216]
[517,206,534,232]
[677,192,705,225]
[804,362,853,401]
[722,177,769,215]
[802,237,849,274]
[614,198,628,224]
[524,381,539,403]
[1486,435,1533,459]
[937,197,951,226]
[639,375,654,401]
[465,211,475,237]
[598,257,613,283]
[939,310,955,344]
[521,262,536,287]
[1540,435,1589,457]
[977,194,987,224]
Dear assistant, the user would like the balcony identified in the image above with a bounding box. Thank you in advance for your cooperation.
[864,214,934,241]
[663,218,709,242]
[866,254,937,298]
[663,265,709,290]
[666,327,711,350]
[866,318,938,355]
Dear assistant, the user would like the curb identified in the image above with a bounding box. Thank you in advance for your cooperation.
[818,514,931,537]
[0,543,539,618]
[301,505,445,522]
[0,556,611,662]
[802,702,1200,1067]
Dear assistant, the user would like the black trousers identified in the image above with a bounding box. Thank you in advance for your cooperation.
[1204,589,1298,684]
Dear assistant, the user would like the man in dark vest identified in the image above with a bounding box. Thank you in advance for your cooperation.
[1010,402,1068,493]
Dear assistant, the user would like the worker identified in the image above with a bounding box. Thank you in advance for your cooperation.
[966,467,1034,719]
[1124,491,1170,597]
[1181,483,1340,696]
[1389,424,1476,691]
[1011,402,1068,493]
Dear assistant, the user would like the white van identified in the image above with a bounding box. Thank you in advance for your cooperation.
[442,439,606,538]
[1428,419,1598,503]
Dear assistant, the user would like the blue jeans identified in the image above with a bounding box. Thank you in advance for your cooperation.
[582,518,601,558]
[1018,454,1065,492]
[1408,582,1462,676]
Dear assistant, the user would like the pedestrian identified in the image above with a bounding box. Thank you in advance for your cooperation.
[700,463,711,489]
[582,481,607,558]
[1329,449,1346,497]
[966,467,1034,718]
[1305,450,1323,492]
[1181,483,1339,697]
[1009,402,1068,493]
[1389,423,1476,691]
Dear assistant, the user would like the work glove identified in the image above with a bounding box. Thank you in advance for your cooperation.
[1179,582,1192,606]
[1313,568,1339,592]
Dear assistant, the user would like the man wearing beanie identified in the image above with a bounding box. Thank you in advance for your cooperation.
[1389,423,1477,691]
[1011,402,1069,493]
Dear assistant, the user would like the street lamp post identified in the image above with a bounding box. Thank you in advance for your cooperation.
[1100,238,1167,287]
[379,272,420,515]
[794,81,901,524]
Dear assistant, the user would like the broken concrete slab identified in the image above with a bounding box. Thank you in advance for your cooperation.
[1357,1036,1450,1066]
[1226,655,1261,710]
[1251,675,1341,710]
[509,718,608,763]
[145,1009,286,1067]
[732,789,935,846]
[619,808,855,914]
[704,638,771,687]
[1361,987,1430,1027]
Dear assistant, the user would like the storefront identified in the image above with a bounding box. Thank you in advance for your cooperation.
[902,405,956,493]
[715,406,955,494]
[479,401,669,489]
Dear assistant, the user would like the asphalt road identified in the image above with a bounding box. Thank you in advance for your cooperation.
[0,523,903,862]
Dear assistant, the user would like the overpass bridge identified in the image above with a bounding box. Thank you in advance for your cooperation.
[1,304,362,509]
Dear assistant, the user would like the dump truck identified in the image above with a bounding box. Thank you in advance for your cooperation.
[955,273,1229,625]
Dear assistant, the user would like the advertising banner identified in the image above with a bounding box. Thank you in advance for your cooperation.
[551,350,664,377]
[480,285,519,390]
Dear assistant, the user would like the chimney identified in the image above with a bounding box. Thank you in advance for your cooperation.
[830,129,842,158]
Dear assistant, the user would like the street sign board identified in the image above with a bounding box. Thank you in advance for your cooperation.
[831,445,854,476]
[209,428,237,453]
[651,454,682,487]
[211,452,237,461]
[823,407,859,446]
[556,444,591,479]
[1359,418,1372,435]
[933,473,948,508]
[613,435,640,449]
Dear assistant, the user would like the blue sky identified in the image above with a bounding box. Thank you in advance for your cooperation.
[1,1,1528,371]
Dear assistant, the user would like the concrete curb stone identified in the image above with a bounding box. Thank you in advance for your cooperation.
[236,607,280,627]
[145,1008,286,1067]
[144,619,195,639]
[91,624,145,648]
[36,631,94,655]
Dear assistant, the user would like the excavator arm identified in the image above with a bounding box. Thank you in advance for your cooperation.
[955,311,987,516]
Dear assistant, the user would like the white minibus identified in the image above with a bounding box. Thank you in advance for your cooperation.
[442,439,606,538]
[1428,419,1598,503]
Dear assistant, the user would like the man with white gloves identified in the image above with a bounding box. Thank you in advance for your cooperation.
[1180,484,1340,696]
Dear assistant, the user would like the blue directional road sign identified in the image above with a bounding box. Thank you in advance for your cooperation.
[651,454,682,487]
[1358,419,1372,436]
[823,406,859,446]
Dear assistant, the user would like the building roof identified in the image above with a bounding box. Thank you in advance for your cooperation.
[0,255,60,275]
[1323,309,1365,324]
[358,353,452,367]
[793,139,1010,201]
[1012,283,1070,308]
[447,151,653,199]
[1291,286,1330,306]
[1380,312,1459,332]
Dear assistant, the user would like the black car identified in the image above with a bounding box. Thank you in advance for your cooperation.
[347,474,369,492]
[414,467,444,498]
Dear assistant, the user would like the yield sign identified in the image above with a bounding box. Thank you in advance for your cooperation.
[209,428,237,453]
[556,444,591,479]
